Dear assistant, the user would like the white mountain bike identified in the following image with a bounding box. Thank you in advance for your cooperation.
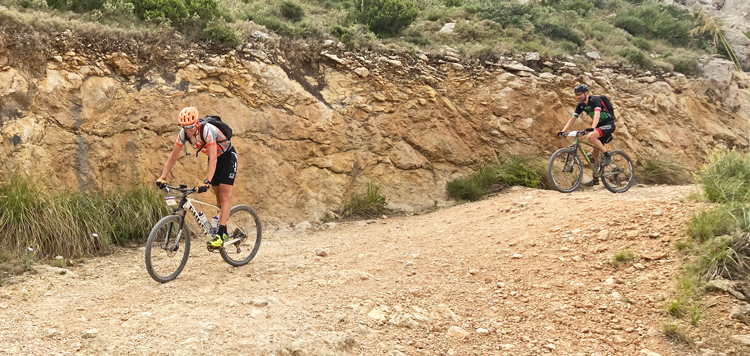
[145,183,262,283]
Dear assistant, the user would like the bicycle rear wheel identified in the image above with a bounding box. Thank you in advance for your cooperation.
[547,148,583,193]
[601,150,635,193]
[145,215,191,283]
[220,205,262,267]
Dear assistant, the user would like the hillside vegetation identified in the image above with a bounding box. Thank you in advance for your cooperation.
[0,0,731,74]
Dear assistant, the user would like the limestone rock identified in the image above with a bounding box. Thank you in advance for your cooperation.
[446,326,469,339]
[730,304,750,325]
[439,22,456,33]
[106,52,138,76]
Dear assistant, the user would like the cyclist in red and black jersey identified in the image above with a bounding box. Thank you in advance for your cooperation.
[557,84,615,186]
[156,107,238,248]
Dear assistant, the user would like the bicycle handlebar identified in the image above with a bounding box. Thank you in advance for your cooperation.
[562,130,591,137]
[162,184,197,194]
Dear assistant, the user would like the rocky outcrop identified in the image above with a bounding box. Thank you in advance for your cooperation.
[702,0,750,70]
[1,25,749,224]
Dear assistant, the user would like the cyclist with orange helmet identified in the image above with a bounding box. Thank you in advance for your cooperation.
[156,106,238,249]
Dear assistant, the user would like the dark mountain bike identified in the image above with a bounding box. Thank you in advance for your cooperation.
[145,183,262,283]
[548,131,635,193]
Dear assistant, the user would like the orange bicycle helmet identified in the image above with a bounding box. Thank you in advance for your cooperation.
[178,107,199,126]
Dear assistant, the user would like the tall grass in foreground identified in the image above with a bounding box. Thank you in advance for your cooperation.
[0,177,168,260]
[446,156,548,201]
[667,149,750,331]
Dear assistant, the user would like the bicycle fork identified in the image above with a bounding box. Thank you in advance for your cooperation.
[162,214,187,252]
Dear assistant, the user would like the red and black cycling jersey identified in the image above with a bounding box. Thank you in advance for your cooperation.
[573,96,613,123]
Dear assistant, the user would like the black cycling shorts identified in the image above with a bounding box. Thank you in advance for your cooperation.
[211,146,237,186]
[595,119,616,144]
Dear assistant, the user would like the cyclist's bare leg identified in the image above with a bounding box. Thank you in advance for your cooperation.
[587,131,607,172]
[217,184,233,226]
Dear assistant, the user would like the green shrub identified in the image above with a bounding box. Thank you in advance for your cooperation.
[476,0,533,29]
[563,0,593,15]
[613,4,696,46]
[619,48,651,67]
[131,0,222,27]
[446,177,487,202]
[132,0,188,24]
[21,0,48,9]
[497,156,548,189]
[667,52,701,76]
[443,0,462,8]
[46,0,104,12]
[446,156,548,201]
[636,156,691,185]
[203,18,242,46]
[632,36,651,51]
[342,182,388,217]
[279,1,305,23]
[331,24,353,42]
[536,20,584,47]
[697,149,750,204]
[353,0,419,37]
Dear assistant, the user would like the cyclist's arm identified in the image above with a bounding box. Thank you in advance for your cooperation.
[205,143,218,183]
[590,110,601,130]
[160,143,182,179]
[561,116,577,133]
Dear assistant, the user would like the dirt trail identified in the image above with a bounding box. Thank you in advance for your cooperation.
[1,185,749,356]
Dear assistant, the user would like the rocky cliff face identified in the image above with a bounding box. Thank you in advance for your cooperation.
[1,20,749,224]
[698,0,750,70]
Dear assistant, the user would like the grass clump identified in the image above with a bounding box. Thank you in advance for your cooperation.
[446,156,548,201]
[636,155,692,185]
[697,149,750,204]
[0,176,168,264]
[341,181,388,217]
[610,246,637,267]
[663,323,694,347]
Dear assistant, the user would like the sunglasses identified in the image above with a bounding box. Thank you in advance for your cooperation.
[181,123,197,130]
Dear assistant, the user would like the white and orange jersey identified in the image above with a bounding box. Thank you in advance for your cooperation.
[175,122,232,156]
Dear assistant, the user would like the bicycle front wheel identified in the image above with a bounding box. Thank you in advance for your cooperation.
[220,205,262,267]
[601,150,635,193]
[548,148,583,193]
[145,215,191,283]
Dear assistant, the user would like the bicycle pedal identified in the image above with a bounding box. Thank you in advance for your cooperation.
[205,242,223,252]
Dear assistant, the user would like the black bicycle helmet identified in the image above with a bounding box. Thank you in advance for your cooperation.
[574,84,588,93]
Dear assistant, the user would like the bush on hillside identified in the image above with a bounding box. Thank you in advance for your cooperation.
[476,0,534,29]
[619,47,651,67]
[632,36,651,51]
[613,4,696,46]
[353,0,419,38]
[280,0,305,23]
[203,18,242,46]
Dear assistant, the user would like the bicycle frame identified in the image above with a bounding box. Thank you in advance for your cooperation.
[163,188,220,250]
[570,135,597,167]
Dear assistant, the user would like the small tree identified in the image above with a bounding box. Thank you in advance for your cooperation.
[354,0,418,38]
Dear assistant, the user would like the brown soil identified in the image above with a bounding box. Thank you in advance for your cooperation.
[2,185,750,356]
